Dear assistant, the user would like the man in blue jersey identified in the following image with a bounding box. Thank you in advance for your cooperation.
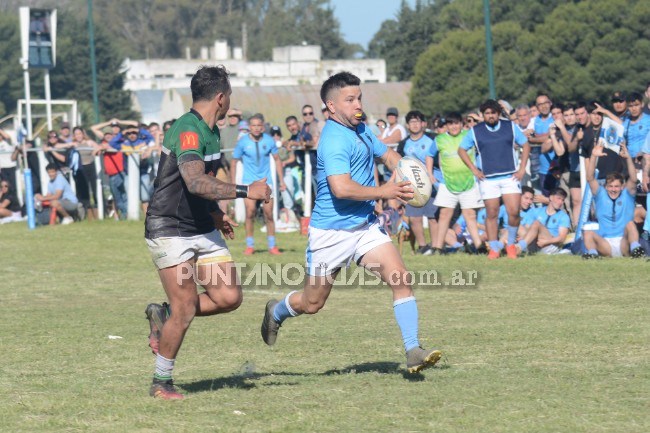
[583,143,645,258]
[458,99,530,259]
[231,113,286,255]
[514,188,570,255]
[260,72,442,373]
[397,110,438,255]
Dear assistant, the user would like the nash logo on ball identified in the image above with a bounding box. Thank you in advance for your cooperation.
[411,166,426,189]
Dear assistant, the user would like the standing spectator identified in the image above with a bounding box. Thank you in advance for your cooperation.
[380,107,407,146]
[458,99,530,259]
[220,108,242,167]
[583,144,644,258]
[300,104,320,191]
[318,103,329,133]
[398,110,437,255]
[96,130,127,219]
[611,91,628,119]
[578,101,626,181]
[621,92,650,161]
[427,112,484,253]
[58,122,72,143]
[231,113,285,255]
[71,127,101,220]
[552,104,581,227]
[35,163,79,225]
[375,119,387,137]
[110,123,155,214]
[280,117,303,213]
[0,128,17,185]
[0,179,22,221]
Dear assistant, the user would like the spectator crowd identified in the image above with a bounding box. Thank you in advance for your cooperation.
[2,83,650,260]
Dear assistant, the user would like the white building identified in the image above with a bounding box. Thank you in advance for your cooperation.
[123,42,386,91]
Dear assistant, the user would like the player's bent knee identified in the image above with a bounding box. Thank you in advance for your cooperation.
[220,289,243,312]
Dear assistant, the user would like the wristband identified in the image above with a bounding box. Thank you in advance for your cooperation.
[235,184,249,199]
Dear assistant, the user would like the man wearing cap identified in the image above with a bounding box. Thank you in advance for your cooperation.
[59,122,72,143]
[611,91,628,119]
[380,107,407,146]
[458,99,531,259]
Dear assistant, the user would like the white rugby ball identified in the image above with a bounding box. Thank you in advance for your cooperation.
[395,156,432,207]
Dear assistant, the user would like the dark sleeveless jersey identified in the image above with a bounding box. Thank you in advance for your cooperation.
[145,109,222,239]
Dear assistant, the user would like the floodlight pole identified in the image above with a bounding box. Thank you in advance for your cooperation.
[87,0,100,123]
[483,0,496,99]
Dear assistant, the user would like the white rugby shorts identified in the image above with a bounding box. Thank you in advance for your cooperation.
[146,230,233,269]
[434,183,483,209]
[478,176,521,200]
[605,236,623,258]
[306,220,392,276]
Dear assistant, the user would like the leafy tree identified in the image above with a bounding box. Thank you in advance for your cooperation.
[0,13,24,117]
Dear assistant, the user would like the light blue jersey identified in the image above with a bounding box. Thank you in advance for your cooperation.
[623,113,650,158]
[477,205,508,227]
[310,120,388,230]
[528,206,570,237]
[48,173,78,204]
[594,187,635,238]
[232,133,277,186]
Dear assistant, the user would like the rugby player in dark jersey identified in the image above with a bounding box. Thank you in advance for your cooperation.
[143,66,270,399]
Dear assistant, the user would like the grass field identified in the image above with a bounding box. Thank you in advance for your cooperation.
[1,220,648,433]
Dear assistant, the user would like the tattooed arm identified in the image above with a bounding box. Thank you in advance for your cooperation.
[179,159,271,202]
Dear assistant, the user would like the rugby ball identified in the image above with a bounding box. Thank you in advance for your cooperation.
[395,156,432,208]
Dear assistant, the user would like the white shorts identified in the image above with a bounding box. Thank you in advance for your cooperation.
[605,237,623,258]
[434,183,484,209]
[478,177,521,200]
[146,230,233,269]
[306,220,392,276]
[540,244,561,255]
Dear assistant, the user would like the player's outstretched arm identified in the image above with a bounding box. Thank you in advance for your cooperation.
[379,147,402,171]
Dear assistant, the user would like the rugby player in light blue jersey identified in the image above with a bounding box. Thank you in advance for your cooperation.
[583,143,645,258]
[260,72,442,373]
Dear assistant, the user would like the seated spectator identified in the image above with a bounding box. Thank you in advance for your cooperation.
[109,123,155,213]
[0,128,17,185]
[34,163,79,225]
[582,143,645,258]
[514,188,571,255]
[0,179,22,222]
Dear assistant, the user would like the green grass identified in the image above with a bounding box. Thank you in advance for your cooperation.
[0,220,648,432]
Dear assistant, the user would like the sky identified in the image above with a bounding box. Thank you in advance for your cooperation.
[330,0,417,50]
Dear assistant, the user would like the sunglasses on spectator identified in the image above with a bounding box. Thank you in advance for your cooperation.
[126,130,138,135]
[49,134,58,138]
[302,111,314,116]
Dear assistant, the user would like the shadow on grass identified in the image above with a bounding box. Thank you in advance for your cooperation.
[181,361,449,394]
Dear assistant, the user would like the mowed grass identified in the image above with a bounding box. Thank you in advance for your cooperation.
[0,220,648,433]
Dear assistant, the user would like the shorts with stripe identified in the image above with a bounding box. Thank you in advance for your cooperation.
[146,230,232,269]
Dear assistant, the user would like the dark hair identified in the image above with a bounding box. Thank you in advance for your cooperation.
[479,99,502,114]
[149,122,160,129]
[586,101,601,114]
[562,103,575,113]
[190,65,231,103]
[285,115,298,124]
[575,101,587,111]
[626,92,643,103]
[163,119,175,131]
[446,112,462,123]
[549,187,567,198]
[302,104,313,111]
[551,103,564,112]
[45,163,57,171]
[405,110,425,123]
[521,185,535,196]
[320,72,361,104]
[605,172,624,185]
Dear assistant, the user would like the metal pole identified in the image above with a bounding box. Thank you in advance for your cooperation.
[483,0,496,99]
[44,70,53,131]
[87,0,100,123]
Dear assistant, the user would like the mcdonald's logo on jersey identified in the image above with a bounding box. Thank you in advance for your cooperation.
[180,132,199,150]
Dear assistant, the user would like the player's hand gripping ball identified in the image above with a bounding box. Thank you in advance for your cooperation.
[395,156,432,207]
